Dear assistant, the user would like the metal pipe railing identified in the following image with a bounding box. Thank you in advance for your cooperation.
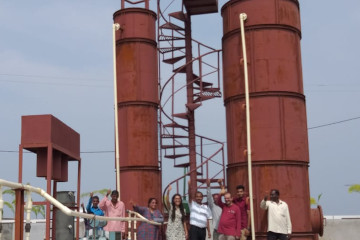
[24,190,32,240]
[239,13,256,240]
[0,178,162,240]
[113,23,121,199]
[0,185,3,240]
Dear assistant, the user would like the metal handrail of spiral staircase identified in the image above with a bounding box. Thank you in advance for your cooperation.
[157,0,225,201]
[161,144,224,211]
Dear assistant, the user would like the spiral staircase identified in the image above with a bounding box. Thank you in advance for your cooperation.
[157,0,225,202]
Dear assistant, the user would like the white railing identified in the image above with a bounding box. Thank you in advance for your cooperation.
[0,179,162,240]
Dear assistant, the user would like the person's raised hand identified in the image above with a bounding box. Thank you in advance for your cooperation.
[220,187,226,195]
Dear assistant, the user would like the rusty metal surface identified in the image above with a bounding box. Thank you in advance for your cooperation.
[14,189,24,240]
[21,114,80,182]
[21,114,80,160]
[19,115,81,240]
[183,0,218,15]
[113,8,161,208]
[222,0,322,239]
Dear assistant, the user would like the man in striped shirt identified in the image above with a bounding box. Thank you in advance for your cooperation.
[189,180,212,240]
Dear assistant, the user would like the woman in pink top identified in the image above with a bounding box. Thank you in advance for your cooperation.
[99,189,126,237]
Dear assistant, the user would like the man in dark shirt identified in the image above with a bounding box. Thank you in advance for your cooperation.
[233,185,250,239]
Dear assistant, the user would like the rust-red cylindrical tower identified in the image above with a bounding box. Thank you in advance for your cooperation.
[222,0,322,239]
[113,8,161,208]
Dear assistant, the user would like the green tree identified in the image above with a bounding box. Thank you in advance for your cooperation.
[310,193,323,206]
[32,205,45,219]
[2,189,15,216]
[2,188,46,218]
[80,189,108,199]
[348,184,360,193]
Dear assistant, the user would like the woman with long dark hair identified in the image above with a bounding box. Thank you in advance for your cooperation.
[131,198,164,240]
[165,185,188,240]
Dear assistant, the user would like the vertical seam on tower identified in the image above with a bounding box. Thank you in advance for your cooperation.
[250,30,256,93]
[275,0,279,24]
[279,97,286,160]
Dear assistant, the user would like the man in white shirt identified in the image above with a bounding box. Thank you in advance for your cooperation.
[189,180,212,240]
[260,189,292,240]
[206,179,222,240]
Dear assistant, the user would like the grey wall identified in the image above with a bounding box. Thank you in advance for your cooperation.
[319,216,360,240]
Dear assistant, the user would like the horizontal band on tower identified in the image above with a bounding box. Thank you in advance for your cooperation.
[116,38,157,47]
[222,24,302,41]
[221,0,300,14]
[118,101,159,109]
[227,160,309,168]
[119,166,161,172]
[224,91,305,105]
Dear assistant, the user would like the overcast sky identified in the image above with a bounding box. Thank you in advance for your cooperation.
[0,0,359,217]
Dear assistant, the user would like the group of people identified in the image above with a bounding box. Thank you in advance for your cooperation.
[82,183,292,240]
[82,189,126,239]
[207,180,292,240]
[205,179,250,240]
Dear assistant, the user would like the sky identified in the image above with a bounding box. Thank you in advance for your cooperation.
[0,0,359,217]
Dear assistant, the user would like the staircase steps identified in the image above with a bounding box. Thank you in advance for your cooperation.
[194,95,215,103]
[194,80,213,88]
[160,22,184,31]
[165,153,189,159]
[159,35,185,41]
[162,134,188,139]
[194,88,222,102]
[159,46,185,54]
[169,11,186,22]
[183,0,218,15]
[192,74,200,81]
[173,65,187,73]
[163,55,186,64]
[201,88,222,98]
[162,144,189,149]
[186,103,201,111]
[174,162,190,168]
[173,112,188,119]
[164,122,187,128]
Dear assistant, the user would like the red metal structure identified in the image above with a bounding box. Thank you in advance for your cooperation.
[221,0,323,239]
[5,1,324,239]
[18,114,81,240]
[157,0,225,199]
[114,0,162,208]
